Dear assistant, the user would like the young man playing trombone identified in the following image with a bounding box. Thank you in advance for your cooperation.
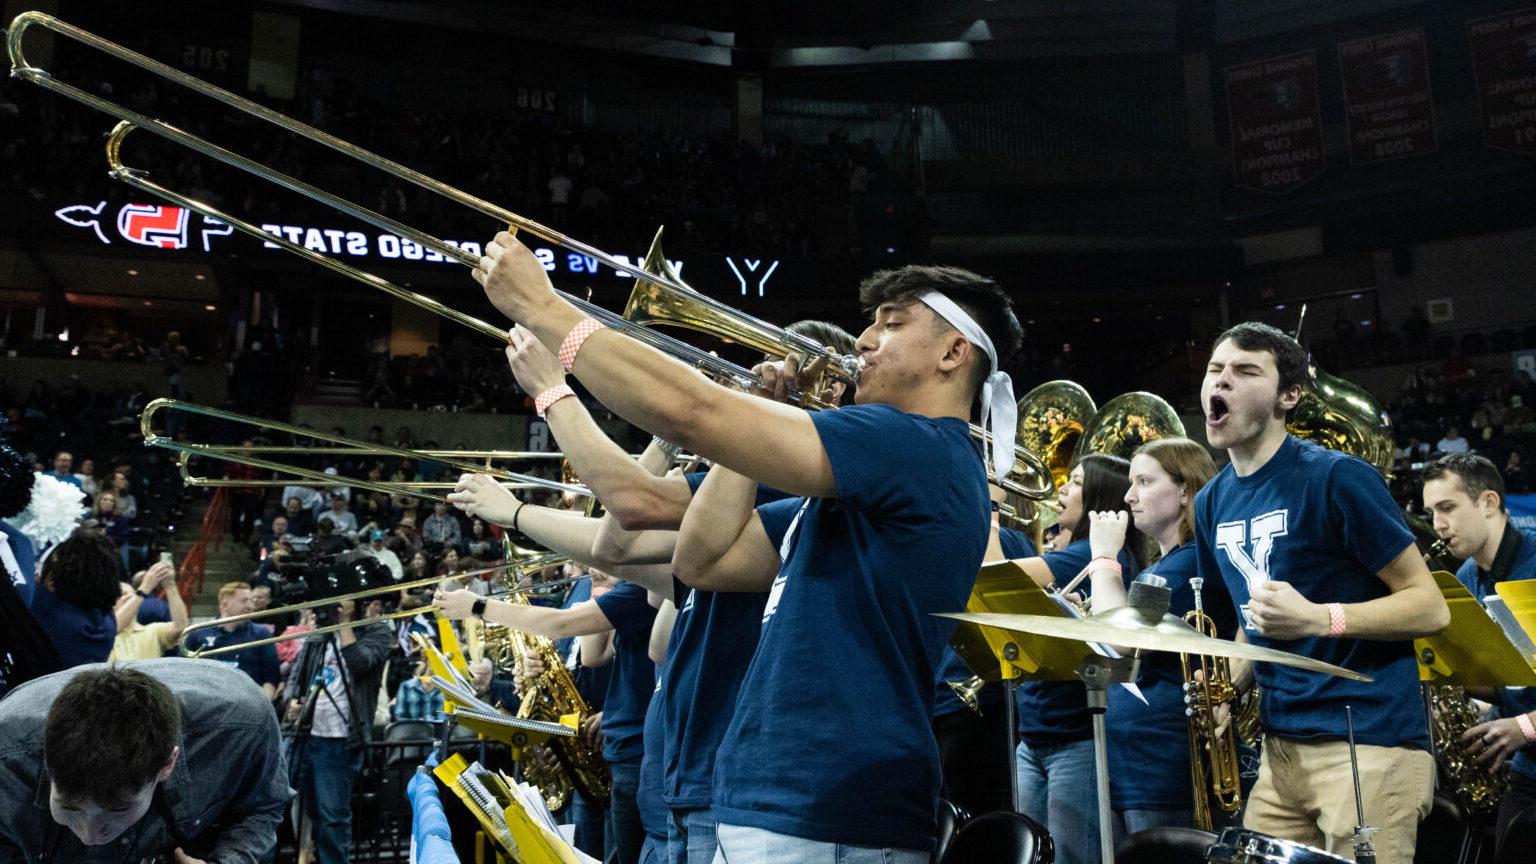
[466,231,1021,861]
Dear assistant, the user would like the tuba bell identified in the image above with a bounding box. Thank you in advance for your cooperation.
[1074,391,1187,465]
[1016,380,1098,490]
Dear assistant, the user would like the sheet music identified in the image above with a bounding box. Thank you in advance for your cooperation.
[459,765,519,856]
[1484,598,1536,667]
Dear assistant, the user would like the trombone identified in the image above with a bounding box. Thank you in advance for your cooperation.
[9,11,1052,501]
[143,398,589,503]
[178,551,572,658]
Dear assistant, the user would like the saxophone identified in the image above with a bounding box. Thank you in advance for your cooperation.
[1180,578,1245,830]
[499,588,611,809]
[1428,687,1507,814]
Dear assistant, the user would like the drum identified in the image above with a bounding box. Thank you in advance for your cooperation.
[1205,828,1351,864]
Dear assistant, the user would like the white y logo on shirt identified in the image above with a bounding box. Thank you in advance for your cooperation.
[763,501,812,624]
[1215,509,1288,629]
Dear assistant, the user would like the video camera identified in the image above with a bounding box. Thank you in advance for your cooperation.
[276,551,397,627]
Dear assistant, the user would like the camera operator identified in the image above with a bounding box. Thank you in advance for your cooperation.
[279,560,391,864]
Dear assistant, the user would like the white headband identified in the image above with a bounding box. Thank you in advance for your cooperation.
[916,289,1017,478]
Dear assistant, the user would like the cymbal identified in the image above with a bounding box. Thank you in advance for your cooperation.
[938,607,1372,682]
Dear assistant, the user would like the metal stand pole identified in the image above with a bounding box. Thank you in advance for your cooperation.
[1005,677,1021,813]
[1079,658,1116,864]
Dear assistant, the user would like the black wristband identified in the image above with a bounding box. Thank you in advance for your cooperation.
[134,588,150,598]
[512,501,525,534]
[471,597,488,619]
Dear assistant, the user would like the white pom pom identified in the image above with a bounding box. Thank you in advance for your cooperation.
[10,473,85,552]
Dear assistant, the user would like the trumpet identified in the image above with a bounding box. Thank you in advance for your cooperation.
[1180,577,1245,830]
[142,398,588,503]
[178,551,572,658]
[8,11,1053,501]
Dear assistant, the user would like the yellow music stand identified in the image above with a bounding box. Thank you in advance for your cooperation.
[1494,579,1536,668]
[434,753,595,864]
[949,560,1105,683]
[414,634,577,756]
[1414,571,1536,686]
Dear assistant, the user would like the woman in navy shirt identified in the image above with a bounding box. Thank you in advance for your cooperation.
[1083,438,1236,840]
[28,532,120,668]
[1007,454,1144,864]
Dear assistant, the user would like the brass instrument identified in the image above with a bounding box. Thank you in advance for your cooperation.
[1074,392,1187,465]
[6,12,1052,502]
[1180,577,1245,830]
[945,675,988,714]
[476,544,610,808]
[1016,381,1097,490]
[1287,360,1395,476]
[177,556,572,657]
[1427,684,1507,815]
[142,399,588,503]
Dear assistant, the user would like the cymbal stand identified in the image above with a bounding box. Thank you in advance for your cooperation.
[1346,706,1377,864]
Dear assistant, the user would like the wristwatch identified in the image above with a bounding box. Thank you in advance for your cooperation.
[134,589,151,599]
[471,597,488,620]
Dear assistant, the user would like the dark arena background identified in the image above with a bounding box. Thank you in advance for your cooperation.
[3,1,1536,863]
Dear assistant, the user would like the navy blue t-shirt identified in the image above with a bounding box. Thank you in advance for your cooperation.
[1454,525,1536,780]
[932,528,1034,718]
[638,678,670,840]
[1195,435,1428,750]
[557,578,610,710]
[710,404,990,852]
[1014,538,1139,744]
[136,595,172,624]
[661,583,768,809]
[662,472,789,811]
[594,581,659,763]
[1106,542,1237,810]
[1,521,36,607]
[554,577,592,668]
[28,586,114,669]
[182,621,281,688]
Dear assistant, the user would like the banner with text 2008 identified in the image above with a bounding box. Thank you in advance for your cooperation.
[1339,28,1438,165]
[1225,50,1327,194]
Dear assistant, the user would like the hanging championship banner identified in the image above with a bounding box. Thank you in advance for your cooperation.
[1468,9,1536,157]
[1338,28,1438,164]
[1225,51,1327,194]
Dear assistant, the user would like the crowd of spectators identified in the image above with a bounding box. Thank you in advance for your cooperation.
[1386,358,1536,512]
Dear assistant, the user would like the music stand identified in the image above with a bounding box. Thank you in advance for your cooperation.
[434,752,596,864]
[1416,571,1536,687]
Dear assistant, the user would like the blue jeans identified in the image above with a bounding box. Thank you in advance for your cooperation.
[711,823,927,864]
[606,759,646,864]
[568,786,608,860]
[290,736,362,864]
[1111,808,1195,846]
[668,807,718,864]
[639,835,663,864]
[1016,738,1100,864]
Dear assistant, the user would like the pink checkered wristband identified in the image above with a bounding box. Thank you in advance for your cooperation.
[1327,602,1347,637]
[534,384,576,418]
[1518,713,1536,743]
[558,317,604,372]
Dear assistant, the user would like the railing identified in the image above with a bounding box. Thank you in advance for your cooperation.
[175,486,227,598]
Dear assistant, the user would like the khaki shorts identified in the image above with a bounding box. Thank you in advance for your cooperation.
[1243,737,1434,864]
